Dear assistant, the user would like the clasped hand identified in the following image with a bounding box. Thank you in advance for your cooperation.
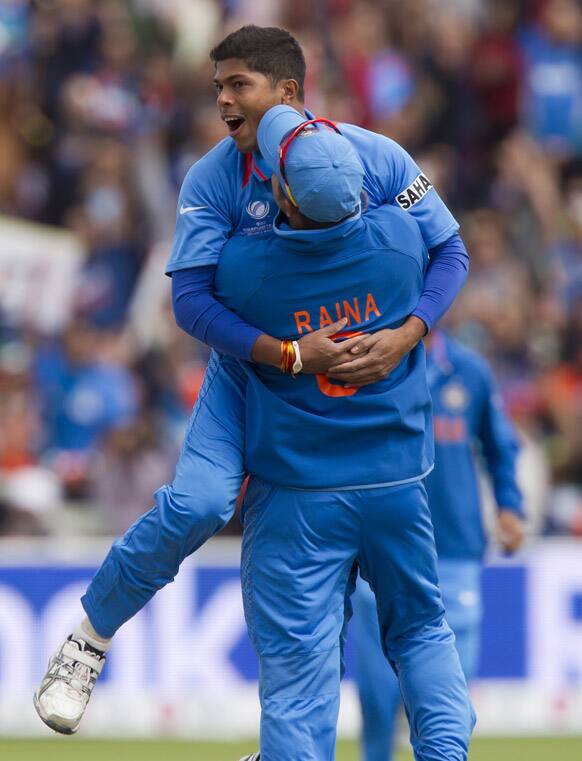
[298,316,426,387]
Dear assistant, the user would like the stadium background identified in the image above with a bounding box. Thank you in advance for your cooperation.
[0,0,581,758]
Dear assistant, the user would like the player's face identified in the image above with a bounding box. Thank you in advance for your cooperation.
[214,59,293,153]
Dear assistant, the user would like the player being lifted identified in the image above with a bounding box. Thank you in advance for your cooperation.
[34,25,469,737]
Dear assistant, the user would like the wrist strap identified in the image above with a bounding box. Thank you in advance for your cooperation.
[291,341,302,376]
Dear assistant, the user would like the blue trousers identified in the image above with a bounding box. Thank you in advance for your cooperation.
[82,354,247,637]
[353,559,482,761]
[241,478,475,761]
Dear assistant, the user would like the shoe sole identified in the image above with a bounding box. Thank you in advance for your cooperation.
[33,691,79,735]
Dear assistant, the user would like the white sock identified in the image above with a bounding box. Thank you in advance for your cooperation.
[73,617,113,653]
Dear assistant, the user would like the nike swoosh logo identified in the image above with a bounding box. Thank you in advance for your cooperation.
[179,204,208,215]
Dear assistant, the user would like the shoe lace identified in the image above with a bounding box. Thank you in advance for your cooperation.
[62,660,91,700]
[49,647,98,702]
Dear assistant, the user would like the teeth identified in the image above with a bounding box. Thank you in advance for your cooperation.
[224,116,243,122]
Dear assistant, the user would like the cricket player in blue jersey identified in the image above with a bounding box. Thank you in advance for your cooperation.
[210,104,474,761]
[34,26,469,737]
[352,330,525,761]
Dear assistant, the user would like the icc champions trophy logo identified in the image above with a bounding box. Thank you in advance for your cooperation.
[246,200,270,220]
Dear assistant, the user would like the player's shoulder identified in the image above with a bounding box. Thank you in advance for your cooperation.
[338,122,405,161]
[183,137,240,188]
[445,335,492,383]
[364,203,425,253]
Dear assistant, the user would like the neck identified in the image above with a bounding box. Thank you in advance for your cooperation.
[285,101,306,117]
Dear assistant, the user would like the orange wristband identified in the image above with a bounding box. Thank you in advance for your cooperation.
[280,339,296,374]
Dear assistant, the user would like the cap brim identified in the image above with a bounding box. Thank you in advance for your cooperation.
[257,105,306,177]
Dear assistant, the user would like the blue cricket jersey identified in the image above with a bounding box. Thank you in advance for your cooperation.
[214,205,433,490]
[426,332,524,560]
[166,116,459,275]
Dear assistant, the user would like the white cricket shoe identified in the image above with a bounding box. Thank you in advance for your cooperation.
[33,635,106,734]
[238,755,260,760]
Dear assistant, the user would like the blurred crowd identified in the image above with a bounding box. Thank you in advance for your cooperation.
[0,0,581,538]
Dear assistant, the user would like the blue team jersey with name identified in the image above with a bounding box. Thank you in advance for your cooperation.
[214,205,433,490]
[166,120,459,274]
[426,332,524,560]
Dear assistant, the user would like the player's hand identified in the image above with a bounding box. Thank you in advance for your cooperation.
[298,318,369,374]
[496,510,525,554]
[326,317,426,387]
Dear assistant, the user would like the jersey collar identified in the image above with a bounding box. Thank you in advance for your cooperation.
[272,207,363,254]
[242,152,271,187]
[251,153,271,182]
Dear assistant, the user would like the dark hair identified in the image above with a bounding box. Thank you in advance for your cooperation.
[210,25,306,101]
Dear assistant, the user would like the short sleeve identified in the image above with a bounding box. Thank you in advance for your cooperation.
[166,153,235,274]
[341,124,460,249]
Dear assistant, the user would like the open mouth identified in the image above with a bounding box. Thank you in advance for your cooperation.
[223,115,246,136]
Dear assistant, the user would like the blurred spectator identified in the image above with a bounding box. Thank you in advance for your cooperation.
[67,140,145,327]
[423,9,481,151]
[0,371,40,472]
[471,0,522,145]
[91,414,175,534]
[33,322,140,497]
[552,159,582,313]
[450,207,534,382]
[540,300,582,492]
[519,0,582,157]
[0,332,62,536]
[33,0,103,119]
[0,1,30,74]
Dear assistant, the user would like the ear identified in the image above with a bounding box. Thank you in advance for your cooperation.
[272,174,292,213]
[281,195,297,218]
[280,79,300,104]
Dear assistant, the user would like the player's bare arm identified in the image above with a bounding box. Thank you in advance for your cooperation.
[327,315,426,386]
[252,317,368,374]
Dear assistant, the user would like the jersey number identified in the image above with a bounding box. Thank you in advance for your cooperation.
[315,330,362,398]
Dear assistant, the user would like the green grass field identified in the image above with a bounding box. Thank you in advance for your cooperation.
[1,737,581,761]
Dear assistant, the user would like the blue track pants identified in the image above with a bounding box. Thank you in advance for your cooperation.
[82,354,247,637]
[241,478,475,761]
[353,559,482,761]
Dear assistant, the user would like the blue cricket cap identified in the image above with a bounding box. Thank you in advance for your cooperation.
[257,105,364,223]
